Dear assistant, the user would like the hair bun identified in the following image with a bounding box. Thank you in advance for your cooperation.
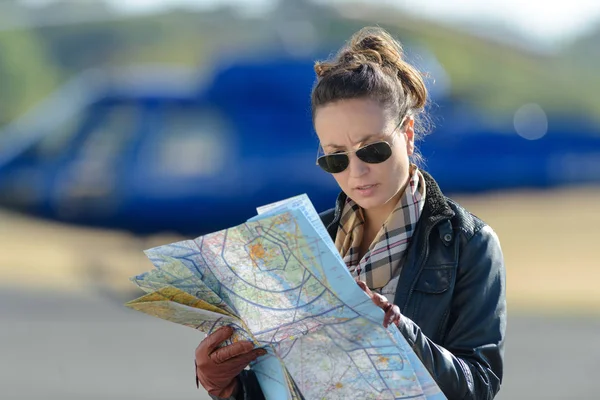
[355,27,428,109]
[349,28,403,69]
[314,62,335,78]
[313,26,427,110]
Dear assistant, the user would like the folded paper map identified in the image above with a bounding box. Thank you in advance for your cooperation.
[126,194,446,400]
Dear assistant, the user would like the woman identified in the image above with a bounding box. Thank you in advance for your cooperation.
[195,26,506,400]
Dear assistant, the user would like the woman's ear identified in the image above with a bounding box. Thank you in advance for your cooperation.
[404,117,415,155]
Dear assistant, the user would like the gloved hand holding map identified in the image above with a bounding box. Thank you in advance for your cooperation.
[125,194,446,400]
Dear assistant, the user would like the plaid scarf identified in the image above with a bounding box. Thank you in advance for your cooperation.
[334,168,426,291]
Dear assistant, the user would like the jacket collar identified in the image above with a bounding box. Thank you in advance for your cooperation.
[419,170,455,224]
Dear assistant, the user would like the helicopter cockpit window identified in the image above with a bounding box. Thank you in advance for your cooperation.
[21,109,83,162]
[147,104,234,178]
[19,100,140,166]
[74,102,140,167]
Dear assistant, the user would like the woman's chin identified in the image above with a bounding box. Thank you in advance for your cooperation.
[352,195,387,211]
[351,188,402,213]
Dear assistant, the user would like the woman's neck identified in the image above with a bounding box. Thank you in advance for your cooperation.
[364,195,399,235]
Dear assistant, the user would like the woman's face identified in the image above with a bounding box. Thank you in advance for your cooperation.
[314,98,414,211]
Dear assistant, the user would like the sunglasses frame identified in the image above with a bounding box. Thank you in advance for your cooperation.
[315,116,407,174]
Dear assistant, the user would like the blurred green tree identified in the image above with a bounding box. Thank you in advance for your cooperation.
[0,28,59,125]
[0,0,598,129]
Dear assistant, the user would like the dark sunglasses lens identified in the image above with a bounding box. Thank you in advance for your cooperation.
[317,154,349,173]
[356,142,392,164]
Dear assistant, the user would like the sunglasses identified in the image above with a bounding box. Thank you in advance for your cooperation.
[315,118,406,174]
[316,140,394,174]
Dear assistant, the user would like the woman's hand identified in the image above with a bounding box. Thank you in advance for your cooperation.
[357,280,401,328]
[195,326,267,398]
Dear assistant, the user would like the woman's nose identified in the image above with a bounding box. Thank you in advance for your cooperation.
[347,153,369,178]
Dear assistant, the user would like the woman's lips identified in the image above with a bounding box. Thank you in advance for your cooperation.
[354,183,379,196]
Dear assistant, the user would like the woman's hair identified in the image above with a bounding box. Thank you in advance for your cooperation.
[311,27,429,165]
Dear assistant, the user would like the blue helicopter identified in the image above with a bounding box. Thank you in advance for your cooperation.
[0,50,599,236]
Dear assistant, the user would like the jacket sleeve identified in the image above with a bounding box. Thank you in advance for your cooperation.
[397,225,506,400]
[208,370,265,400]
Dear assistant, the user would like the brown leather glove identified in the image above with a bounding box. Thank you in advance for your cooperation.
[357,280,401,328]
[195,326,267,398]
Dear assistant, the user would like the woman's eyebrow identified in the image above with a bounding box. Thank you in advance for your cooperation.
[323,143,345,150]
[323,134,385,149]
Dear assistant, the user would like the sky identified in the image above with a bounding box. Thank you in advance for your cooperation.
[22,0,600,45]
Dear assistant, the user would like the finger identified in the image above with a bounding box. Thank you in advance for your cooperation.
[214,350,267,382]
[384,307,392,327]
[384,306,401,328]
[225,348,268,372]
[391,312,401,327]
[372,293,388,308]
[199,326,234,355]
[356,281,373,297]
[210,341,255,364]
[383,307,393,327]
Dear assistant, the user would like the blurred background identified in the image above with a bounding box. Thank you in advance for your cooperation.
[0,0,598,398]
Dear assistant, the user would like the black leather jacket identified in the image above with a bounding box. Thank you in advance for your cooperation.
[213,172,506,400]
